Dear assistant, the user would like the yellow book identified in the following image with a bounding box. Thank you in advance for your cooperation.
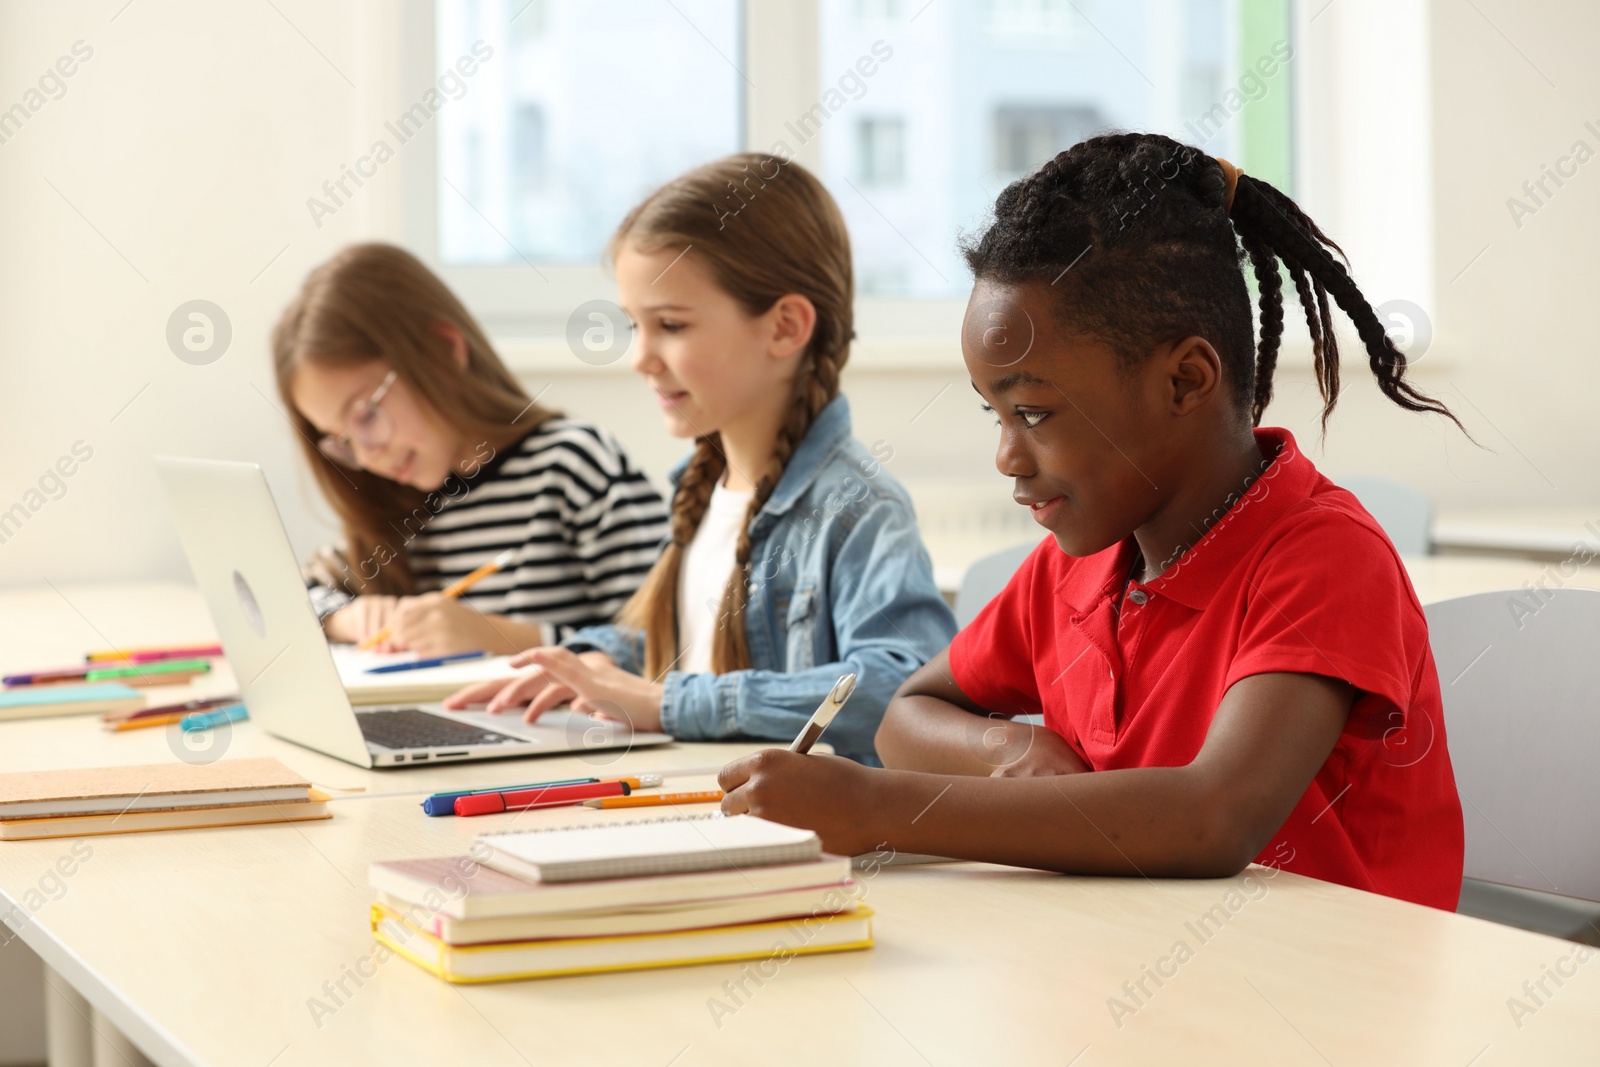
[371,901,874,984]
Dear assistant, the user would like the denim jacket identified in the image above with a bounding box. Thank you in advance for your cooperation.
[564,396,957,762]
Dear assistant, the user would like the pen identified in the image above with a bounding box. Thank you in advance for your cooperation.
[358,549,516,650]
[86,644,224,663]
[582,789,725,810]
[454,779,628,817]
[104,695,242,723]
[180,703,249,731]
[788,673,857,754]
[421,773,662,816]
[4,666,87,686]
[364,650,489,675]
[84,659,212,683]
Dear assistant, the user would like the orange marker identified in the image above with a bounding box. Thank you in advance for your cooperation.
[581,789,725,810]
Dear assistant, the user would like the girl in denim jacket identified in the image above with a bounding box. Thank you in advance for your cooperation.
[447,154,955,762]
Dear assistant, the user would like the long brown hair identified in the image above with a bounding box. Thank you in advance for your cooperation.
[614,153,854,679]
[272,242,557,596]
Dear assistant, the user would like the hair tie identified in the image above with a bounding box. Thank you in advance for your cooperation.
[1214,157,1242,213]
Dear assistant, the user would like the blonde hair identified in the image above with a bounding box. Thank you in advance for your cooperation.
[613,153,854,678]
[272,242,557,596]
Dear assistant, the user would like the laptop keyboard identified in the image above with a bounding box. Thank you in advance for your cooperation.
[357,708,520,751]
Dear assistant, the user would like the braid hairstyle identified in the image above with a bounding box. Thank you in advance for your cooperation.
[612,153,854,680]
[961,132,1460,433]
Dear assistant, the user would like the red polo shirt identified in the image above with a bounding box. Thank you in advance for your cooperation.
[949,428,1464,909]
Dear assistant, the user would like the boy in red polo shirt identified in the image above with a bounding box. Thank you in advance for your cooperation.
[716,135,1465,910]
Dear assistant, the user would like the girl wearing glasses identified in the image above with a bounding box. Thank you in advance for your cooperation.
[272,243,669,656]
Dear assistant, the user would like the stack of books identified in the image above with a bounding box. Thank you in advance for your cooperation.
[369,814,872,983]
[0,757,329,840]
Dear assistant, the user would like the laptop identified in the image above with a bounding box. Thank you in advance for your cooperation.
[154,456,673,769]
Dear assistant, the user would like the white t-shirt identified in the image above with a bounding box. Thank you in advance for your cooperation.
[676,483,754,673]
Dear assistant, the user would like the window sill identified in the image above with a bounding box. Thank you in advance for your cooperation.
[494,335,1456,376]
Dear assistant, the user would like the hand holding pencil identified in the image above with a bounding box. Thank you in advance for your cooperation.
[356,550,515,651]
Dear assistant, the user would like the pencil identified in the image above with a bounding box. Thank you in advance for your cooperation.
[108,713,186,732]
[356,549,516,650]
[581,789,725,809]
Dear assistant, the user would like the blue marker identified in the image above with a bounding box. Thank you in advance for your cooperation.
[421,777,598,817]
[363,651,489,675]
[181,703,248,731]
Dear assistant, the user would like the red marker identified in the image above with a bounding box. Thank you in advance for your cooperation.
[454,779,629,817]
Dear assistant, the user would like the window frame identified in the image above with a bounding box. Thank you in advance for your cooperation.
[398,1,1434,376]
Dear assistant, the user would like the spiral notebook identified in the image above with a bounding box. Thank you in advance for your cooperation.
[480,814,821,884]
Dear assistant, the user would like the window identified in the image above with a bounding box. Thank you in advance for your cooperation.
[981,0,1088,45]
[857,118,906,186]
[420,0,1295,335]
[993,106,1103,180]
[512,104,545,194]
[435,0,741,266]
[816,0,1294,299]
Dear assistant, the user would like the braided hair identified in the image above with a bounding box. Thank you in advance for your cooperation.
[961,132,1459,432]
[613,153,853,680]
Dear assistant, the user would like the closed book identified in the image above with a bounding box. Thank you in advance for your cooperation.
[0,790,331,841]
[481,814,821,883]
[369,853,854,920]
[371,901,874,983]
[0,757,310,820]
[377,880,862,944]
[0,683,144,722]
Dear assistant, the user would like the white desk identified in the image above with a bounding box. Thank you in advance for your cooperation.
[1434,507,1600,559]
[1402,553,1600,604]
[932,536,1600,605]
[2,584,1598,1065]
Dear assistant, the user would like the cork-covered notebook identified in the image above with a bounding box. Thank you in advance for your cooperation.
[0,757,311,820]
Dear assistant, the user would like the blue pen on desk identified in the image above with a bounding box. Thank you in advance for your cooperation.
[181,703,248,731]
[363,651,489,675]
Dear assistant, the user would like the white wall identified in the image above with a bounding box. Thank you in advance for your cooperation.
[0,0,404,590]
[2,0,1598,597]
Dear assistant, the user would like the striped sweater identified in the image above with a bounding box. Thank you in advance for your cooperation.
[306,419,669,642]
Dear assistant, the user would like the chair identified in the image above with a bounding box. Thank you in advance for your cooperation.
[953,541,1043,725]
[953,541,1038,629]
[1339,476,1434,556]
[1426,587,1600,934]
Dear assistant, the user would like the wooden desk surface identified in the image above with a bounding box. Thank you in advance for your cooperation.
[2,584,1598,1066]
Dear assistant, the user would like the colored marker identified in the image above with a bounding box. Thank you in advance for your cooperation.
[422,773,661,816]
[180,703,248,731]
[423,777,596,817]
[86,644,224,663]
[454,779,628,817]
[84,659,212,683]
[582,789,725,810]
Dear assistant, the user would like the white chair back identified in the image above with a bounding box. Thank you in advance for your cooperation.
[1426,587,1600,903]
[954,541,1038,628]
[1339,476,1434,556]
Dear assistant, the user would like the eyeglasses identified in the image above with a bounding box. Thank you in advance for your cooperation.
[316,370,397,468]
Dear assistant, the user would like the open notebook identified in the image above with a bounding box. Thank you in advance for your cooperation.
[332,647,520,705]
[479,814,822,883]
